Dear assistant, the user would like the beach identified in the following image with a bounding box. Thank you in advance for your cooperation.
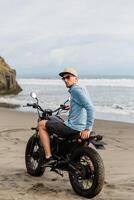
[0,107,134,200]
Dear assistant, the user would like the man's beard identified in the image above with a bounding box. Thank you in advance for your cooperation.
[66,83,73,88]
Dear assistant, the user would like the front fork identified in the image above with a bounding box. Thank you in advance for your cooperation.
[31,127,39,138]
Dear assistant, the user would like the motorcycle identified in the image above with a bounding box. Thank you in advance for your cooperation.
[24,92,105,199]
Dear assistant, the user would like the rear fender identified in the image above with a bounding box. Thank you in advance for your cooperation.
[91,140,106,149]
[89,132,106,150]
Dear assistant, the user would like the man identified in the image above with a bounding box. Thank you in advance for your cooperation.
[38,67,94,165]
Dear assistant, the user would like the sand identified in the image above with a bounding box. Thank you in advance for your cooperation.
[0,107,134,200]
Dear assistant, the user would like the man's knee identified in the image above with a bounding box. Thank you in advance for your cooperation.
[38,120,47,130]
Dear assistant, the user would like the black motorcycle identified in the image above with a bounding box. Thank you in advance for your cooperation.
[24,92,105,199]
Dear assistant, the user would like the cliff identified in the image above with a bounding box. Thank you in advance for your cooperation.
[0,56,22,95]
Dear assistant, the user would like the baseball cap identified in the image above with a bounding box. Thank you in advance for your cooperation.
[59,67,78,77]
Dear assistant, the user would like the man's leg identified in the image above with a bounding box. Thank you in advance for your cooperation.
[38,120,51,158]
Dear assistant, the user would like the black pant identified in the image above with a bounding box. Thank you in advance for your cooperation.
[46,118,80,138]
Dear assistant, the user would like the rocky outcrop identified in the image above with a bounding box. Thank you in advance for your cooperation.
[0,56,22,95]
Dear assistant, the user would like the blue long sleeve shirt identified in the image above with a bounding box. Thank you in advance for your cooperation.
[65,83,94,132]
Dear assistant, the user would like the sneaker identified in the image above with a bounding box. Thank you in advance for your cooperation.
[41,156,56,167]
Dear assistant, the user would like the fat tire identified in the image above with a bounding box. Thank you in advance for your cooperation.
[25,135,45,177]
[69,146,105,198]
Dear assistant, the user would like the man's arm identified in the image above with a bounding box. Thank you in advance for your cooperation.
[73,87,94,138]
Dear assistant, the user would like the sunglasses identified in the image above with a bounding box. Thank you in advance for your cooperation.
[62,75,72,81]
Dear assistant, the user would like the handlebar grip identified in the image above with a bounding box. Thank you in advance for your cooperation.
[26,103,38,109]
[27,103,35,107]
[60,104,64,109]
[60,104,70,110]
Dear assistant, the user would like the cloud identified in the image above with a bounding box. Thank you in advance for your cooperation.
[0,0,134,75]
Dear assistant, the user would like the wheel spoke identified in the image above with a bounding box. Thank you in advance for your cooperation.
[28,144,40,170]
[72,155,95,190]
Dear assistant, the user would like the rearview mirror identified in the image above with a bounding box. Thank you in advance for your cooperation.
[30,92,37,99]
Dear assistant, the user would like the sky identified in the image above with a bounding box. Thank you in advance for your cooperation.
[0,0,134,77]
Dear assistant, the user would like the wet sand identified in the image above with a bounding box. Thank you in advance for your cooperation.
[0,107,134,200]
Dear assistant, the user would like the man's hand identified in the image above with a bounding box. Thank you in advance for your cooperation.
[80,129,90,139]
[64,105,70,110]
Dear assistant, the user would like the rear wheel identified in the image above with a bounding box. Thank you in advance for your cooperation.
[25,135,45,176]
[69,147,105,198]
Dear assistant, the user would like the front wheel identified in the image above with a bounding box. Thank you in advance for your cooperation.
[25,135,45,176]
[69,147,105,198]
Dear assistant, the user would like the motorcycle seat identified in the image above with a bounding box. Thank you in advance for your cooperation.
[52,131,99,143]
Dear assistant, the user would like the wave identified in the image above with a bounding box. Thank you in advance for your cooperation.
[95,105,134,115]
[1,95,134,116]
[1,78,134,123]
[0,96,26,107]
[18,78,134,87]
[18,79,62,85]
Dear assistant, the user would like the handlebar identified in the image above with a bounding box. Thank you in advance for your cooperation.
[23,103,43,111]
[23,103,33,107]
[27,103,35,107]
[24,102,70,113]
[52,104,70,113]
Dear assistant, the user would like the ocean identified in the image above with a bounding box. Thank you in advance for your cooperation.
[1,76,134,123]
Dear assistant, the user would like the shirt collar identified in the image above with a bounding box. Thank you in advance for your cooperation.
[68,83,78,93]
